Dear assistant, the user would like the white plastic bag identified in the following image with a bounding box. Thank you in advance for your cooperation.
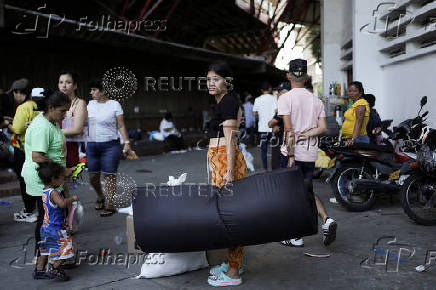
[117,205,133,215]
[239,144,255,172]
[167,173,187,186]
[136,252,208,279]
[136,173,209,279]
[67,201,85,232]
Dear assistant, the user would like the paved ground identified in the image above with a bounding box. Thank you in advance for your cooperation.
[1,147,435,290]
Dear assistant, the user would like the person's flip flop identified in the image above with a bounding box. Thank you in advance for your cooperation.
[95,198,105,210]
[100,209,116,217]
[304,252,331,258]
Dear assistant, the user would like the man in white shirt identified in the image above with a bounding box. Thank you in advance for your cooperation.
[253,82,277,170]
[159,112,185,151]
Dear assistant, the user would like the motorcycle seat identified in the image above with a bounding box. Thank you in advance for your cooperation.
[348,142,394,153]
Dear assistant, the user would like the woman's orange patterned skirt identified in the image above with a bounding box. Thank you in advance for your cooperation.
[208,145,247,269]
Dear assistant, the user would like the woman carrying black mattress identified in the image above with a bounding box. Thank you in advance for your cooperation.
[206,61,246,287]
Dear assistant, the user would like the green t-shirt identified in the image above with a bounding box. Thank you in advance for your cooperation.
[22,113,66,196]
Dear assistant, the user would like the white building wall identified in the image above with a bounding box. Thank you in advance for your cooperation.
[382,54,436,127]
[352,0,385,108]
[321,0,349,95]
[323,0,436,127]
[342,0,353,43]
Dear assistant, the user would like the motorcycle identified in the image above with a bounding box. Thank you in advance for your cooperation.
[400,127,436,225]
[326,97,429,212]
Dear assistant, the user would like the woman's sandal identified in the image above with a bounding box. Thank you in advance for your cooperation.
[100,208,116,217]
[95,198,105,210]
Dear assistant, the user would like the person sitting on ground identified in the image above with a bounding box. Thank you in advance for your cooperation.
[364,94,382,145]
[159,112,185,152]
[34,161,78,281]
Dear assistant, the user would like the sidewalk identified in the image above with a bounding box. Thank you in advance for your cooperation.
[0,148,435,290]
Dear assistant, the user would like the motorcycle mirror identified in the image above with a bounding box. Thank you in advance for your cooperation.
[422,111,429,118]
[421,96,427,107]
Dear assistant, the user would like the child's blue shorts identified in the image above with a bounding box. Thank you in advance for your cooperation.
[39,226,74,260]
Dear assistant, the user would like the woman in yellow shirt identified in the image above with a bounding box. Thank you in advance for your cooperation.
[6,79,40,222]
[341,81,370,146]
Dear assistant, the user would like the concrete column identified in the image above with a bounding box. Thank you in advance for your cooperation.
[352,0,384,100]
[321,0,349,95]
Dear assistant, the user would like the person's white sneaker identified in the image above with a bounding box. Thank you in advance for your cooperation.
[322,217,337,246]
[14,211,37,223]
[280,238,304,247]
[14,208,26,216]
[329,197,338,204]
[290,238,304,247]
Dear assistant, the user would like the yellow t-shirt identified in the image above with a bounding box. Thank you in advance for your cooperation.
[341,98,370,138]
[10,100,39,150]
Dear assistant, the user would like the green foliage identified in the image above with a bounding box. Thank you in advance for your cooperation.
[308,27,321,66]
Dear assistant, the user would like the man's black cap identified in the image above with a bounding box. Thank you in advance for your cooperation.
[289,59,307,78]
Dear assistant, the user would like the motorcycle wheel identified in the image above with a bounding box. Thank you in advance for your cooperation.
[401,174,436,225]
[331,165,376,212]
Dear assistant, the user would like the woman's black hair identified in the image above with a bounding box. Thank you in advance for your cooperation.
[208,61,234,79]
[39,90,71,112]
[208,61,234,91]
[89,78,104,91]
[364,94,376,108]
[37,161,64,186]
[349,81,365,95]
[13,86,32,101]
[59,71,79,84]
